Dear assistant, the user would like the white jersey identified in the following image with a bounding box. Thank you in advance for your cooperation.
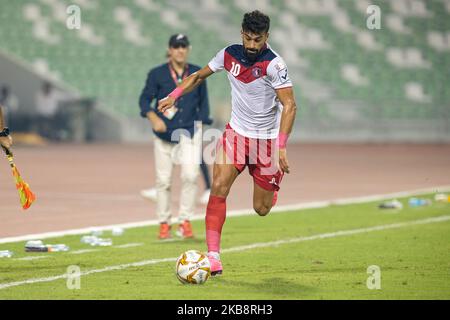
[208,43,292,139]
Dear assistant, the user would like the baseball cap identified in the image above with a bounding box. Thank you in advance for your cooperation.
[168,34,190,48]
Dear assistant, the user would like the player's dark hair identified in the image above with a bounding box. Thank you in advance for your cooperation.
[242,10,270,34]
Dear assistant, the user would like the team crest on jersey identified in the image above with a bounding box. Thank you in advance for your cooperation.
[252,66,262,78]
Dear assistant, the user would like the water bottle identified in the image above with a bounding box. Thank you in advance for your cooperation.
[91,228,103,236]
[47,244,70,252]
[379,199,403,209]
[434,193,450,203]
[0,250,13,258]
[25,240,69,252]
[25,240,48,252]
[408,197,432,207]
[90,238,112,246]
[81,235,98,244]
[112,227,124,236]
[26,240,44,247]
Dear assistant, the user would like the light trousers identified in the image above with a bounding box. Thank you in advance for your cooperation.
[154,132,201,224]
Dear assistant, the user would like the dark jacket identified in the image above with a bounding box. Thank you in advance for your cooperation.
[139,63,212,142]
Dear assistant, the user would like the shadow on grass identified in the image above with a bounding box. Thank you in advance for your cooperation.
[212,277,317,298]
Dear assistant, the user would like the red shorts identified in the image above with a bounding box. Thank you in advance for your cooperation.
[218,124,284,192]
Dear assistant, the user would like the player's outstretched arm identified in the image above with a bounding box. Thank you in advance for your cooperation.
[275,87,297,174]
[158,66,214,113]
[0,105,13,149]
[0,105,4,129]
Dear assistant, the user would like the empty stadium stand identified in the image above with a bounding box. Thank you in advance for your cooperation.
[0,0,449,141]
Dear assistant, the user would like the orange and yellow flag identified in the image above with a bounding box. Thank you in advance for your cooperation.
[2,147,36,210]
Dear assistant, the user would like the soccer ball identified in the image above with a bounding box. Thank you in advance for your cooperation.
[175,250,211,284]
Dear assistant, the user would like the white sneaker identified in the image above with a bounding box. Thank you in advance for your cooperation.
[140,188,157,201]
[199,189,211,205]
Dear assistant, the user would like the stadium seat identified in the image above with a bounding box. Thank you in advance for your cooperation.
[0,0,447,121]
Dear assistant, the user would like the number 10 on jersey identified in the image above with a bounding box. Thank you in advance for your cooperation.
[230,62,241,77]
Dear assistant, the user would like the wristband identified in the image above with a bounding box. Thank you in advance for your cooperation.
[277,132,289,149]
[168,87,184,100]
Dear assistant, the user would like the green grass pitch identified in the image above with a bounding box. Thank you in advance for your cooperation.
[0,194,449,300]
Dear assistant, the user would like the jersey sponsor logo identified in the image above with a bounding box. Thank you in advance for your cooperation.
[277,67,289,84]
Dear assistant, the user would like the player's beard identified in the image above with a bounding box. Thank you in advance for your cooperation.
[244,48,260,62]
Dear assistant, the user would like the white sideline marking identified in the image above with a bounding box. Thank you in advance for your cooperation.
[0,215,449,291]
[0,185,449,245]
[14,244,143,259]
[114,243,144,249]
[70,249,99,255]
[153,238,185,243]
[16,256,49,261]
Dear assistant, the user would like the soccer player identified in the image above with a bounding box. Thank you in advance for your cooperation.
[158,11,297,275]
[139,34,212,240]
[0,105,13,149]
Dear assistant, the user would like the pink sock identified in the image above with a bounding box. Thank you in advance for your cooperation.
[205,195,226,253]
